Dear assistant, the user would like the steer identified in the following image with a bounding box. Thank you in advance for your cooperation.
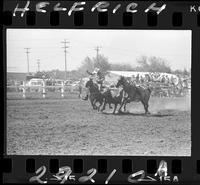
[101,88,125,114]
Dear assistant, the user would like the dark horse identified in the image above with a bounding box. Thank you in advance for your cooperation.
[85,79,104,111]
[116,76,152,114]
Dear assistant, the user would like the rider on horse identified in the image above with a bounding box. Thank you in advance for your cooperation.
[87,68,105,91]
[83,68,105,100]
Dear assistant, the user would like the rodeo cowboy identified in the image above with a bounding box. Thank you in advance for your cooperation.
[87,67,105,91]
[83,67,105,100]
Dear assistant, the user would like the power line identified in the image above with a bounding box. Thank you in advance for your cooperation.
[61,39,70,80]
[37,59,40,72]
[94,46,102,62]
[24,48,30,74]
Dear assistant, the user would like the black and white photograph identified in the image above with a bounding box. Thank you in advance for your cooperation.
[6,29,191,156]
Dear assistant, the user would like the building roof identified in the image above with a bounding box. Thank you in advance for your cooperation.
[109,71,148,77]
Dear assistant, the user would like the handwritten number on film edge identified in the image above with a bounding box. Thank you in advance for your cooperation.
[50,166,73,184]
[78,168,97,183]
[28,161,178,183]
[127,170,156,183]
[105,169,117,184]
[29,166,47,184]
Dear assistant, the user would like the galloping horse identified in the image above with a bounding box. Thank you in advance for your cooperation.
[116,76,152,114]
[85,79,104,111]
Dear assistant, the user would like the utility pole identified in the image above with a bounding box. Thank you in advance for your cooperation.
[94,46,101,62]
[24,48,30,74]
[61,39,70,80]
[37,59,40,72]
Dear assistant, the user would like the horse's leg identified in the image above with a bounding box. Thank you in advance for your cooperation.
[141,101,147,114]
[144,94,151,114]
[97,99,103,112]
[145,102,150,114]
[92,98,98,110]
[123,97,130,112]
[101,99,107,112]
[92,99,97,110]
[94,99,98,110]
[123,101,127,112]
[142,100,150,114]
[108,100,112,109]
[97,103,101,112]
[144,103,148,114]
[89,96,95,109]
[113,104,117,114]
[118,98,126,113]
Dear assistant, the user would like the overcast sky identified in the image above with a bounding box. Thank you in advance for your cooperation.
[7,29,191,73]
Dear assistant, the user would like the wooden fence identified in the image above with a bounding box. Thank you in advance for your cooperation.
[7,80,191,99]
[7,81,81,99]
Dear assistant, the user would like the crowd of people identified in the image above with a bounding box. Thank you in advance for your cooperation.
[85,68,191,97]
[129,72,189,87]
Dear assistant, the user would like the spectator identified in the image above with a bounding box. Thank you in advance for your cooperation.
[136,74,140,83]
[78,78,83,98]
[146,74,151,82]
[161,75,166,83]
[140,76,144,83]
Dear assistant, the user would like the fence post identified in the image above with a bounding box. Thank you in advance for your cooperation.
[61,81,64,98]
[42,80,46,98]
[22,81,26,99]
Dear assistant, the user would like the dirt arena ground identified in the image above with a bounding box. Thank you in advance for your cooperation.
[6,92,191,156]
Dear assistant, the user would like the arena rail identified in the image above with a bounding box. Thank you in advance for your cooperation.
[7,81,74,99]
[7,80,191,99]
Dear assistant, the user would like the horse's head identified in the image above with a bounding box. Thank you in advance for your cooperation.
[85,79,93,88]
[116,76,126,88]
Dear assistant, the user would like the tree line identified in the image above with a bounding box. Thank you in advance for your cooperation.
[34,54,190,80]
[78,54,190,75]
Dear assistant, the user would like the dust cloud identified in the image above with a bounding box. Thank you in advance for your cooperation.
[129,96,191,114]
[150,96,191,114]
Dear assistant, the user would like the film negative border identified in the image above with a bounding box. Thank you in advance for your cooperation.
[2,1,200,28]
[3,156,200,184]
[2,0,200,184]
